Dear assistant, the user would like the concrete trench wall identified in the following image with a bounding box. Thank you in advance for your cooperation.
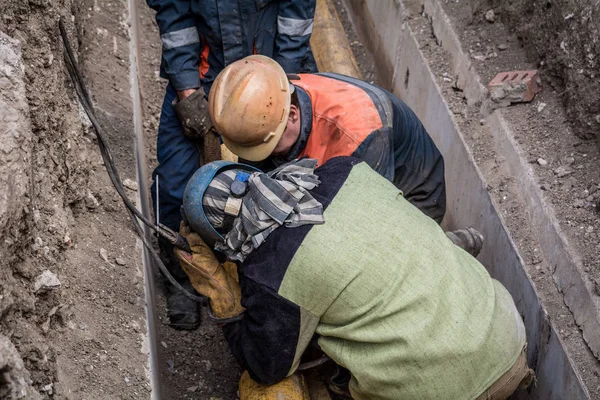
[347,0,589,398]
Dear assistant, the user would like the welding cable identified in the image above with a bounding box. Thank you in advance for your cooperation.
[58,18,209,306]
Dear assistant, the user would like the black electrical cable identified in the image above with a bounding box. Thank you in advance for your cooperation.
[58,18,209,306]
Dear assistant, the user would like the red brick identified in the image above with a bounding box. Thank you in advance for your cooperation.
[488,70,541,103]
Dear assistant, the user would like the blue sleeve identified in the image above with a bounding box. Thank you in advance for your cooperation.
[146,0,201,90]
[274,0,316,73]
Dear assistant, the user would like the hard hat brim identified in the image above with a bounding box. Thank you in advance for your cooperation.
[220,110,289,162]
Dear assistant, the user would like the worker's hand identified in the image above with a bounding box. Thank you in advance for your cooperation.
[175,222,245,319]
[173,87,213,140]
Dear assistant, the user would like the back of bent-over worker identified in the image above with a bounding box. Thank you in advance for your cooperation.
[211,157,529,400]
[210,59,446,223]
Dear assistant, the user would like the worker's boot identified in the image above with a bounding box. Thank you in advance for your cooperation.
[159,237,202,330]
[239,370,311,400]
[446,227,484,257]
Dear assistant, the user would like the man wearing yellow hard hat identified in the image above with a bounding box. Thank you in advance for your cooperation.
[209,55,482,252]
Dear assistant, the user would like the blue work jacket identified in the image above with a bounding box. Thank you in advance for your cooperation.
[147,0,317,93]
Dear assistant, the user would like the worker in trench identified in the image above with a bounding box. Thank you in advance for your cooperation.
[146,0,318,330]
[173,155,535,399]
[208,55,483,255]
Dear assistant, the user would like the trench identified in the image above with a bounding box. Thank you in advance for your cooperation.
[121,0,595,398]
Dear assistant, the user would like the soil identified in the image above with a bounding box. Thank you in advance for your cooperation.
[0,0,149,398]
[385,1,600,396]
[486,0,600,144]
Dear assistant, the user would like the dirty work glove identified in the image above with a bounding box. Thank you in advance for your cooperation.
[173,89,223,164]
[239,370,311,400]
[174,223,245,319]
[173,88,212,139]
[446,227,484,257]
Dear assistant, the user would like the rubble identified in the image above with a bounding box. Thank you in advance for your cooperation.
[555,165,574,178]
[0,334,42,399]
[85,189,100,209]
[488,70,541,105]
[34,270,61,293]
[123,178,138,191]
[485,9,496,22]
[99,248,109,262]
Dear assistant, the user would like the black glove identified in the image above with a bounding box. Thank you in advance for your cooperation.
[174,88,213,140]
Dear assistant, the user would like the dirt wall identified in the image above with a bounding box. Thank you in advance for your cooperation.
[0,0,94,397]
[466,0,600,142]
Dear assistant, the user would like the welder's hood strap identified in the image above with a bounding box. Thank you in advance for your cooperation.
[215,158,324,262]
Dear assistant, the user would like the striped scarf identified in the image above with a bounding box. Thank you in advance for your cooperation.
[202,159,324,262]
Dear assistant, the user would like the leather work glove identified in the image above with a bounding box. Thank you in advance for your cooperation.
[174,88,212,139]
[173,88,222,164]
[239,371,311,400]
[174,223,245,319]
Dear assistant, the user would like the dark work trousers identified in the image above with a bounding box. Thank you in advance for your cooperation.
[151,83,200,281]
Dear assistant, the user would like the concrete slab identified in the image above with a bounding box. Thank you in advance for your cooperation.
[345,0,590,398]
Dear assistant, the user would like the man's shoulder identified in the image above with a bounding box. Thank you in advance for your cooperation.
[240,156,359,291]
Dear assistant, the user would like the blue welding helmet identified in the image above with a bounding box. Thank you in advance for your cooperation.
[181,161,261,248]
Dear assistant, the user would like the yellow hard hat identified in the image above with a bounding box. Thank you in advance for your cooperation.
[208,55,291,162]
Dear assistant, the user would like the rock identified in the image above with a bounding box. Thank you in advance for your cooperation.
[0,334,42,399]
[85,190,100,209]
[99,248,109,262]
[123,179,138,191]
[34,270,61,293]
[41,383,53,395]
[497,43,508,51]
[187,386,198,392]
[201,359,212,371]
[115,257,127,266]
[574,199,584,208]
[485,9,496,22]
[64,234,72,246]
[537,158,548,166]
[41,305,60,333]
[565,157,575,165]
[472,54,487,61]
[537,102,547,113]
[554,166,574,178]
[161,341,168,349]
[479,119,486,125]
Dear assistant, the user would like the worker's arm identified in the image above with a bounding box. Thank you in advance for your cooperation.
[352,128,396,182]
[274,0,317,73]
[222,278,313,385]
[146,0,201,92]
